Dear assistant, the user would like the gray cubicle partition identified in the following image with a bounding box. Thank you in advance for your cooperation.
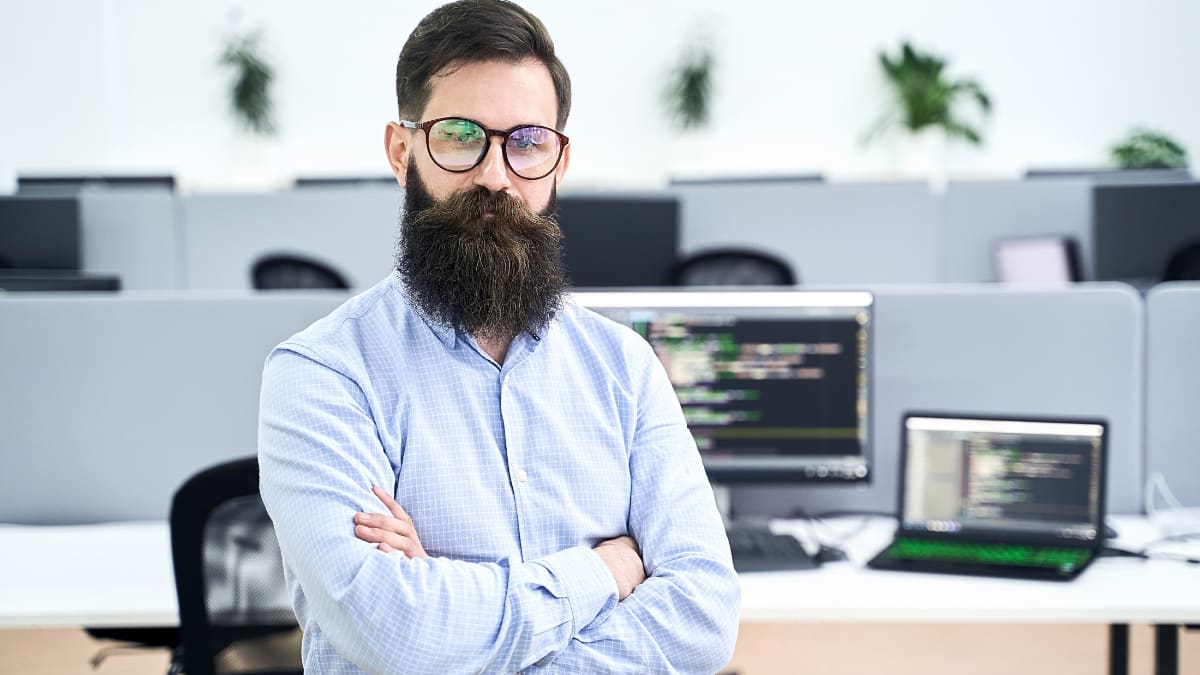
[734,283,1145,518]
[181,188,399,290]
[939,179,1094,282]
[670,181,942,285]
[1145,282,1200,507]
[79,190,181,289]
[0,292,345,524]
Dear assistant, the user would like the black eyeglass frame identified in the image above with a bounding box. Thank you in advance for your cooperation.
[398,117,570,181]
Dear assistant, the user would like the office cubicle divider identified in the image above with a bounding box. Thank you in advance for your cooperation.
[668,180,943,285]
[0,284,1149,524]
[734,283,1145,518]
[1145,282,1200,508]
[180,189,398,290]
[939,179,1094,282]
[60,178,1183,292]
[0,292,346,524]
[79,190,182,290]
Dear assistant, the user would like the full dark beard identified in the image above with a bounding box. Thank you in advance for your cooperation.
[395,166,567,341]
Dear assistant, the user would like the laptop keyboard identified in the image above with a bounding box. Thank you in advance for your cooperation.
[886,538,1091,572]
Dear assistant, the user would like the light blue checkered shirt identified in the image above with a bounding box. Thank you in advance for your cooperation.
[258,275,740,674]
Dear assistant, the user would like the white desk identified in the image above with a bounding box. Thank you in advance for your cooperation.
[742,515,1200,624]
[1,516,1197,672]
[0,521,176,628]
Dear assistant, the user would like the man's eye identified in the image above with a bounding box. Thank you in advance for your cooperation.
[436,122,482,143]
[510,128,548,149]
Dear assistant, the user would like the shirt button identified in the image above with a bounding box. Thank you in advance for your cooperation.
[516,469,528,483]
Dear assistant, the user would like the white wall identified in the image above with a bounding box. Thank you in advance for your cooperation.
[1,0,1196,192]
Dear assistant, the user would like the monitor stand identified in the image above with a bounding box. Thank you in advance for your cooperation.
[711,484,772,532]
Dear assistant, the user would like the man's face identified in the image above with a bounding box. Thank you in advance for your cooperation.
[385,59,569,212]
[385,58,571,340]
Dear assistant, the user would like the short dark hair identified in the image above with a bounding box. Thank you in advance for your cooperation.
[395,0,572,130]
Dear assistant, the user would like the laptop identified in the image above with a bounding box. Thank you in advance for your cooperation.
[868,412,1108,581]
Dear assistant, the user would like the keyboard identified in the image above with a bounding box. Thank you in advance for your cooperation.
[727,527,820,572]
[886,538,1091,571]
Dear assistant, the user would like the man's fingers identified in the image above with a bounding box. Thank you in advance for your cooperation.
[355,524,422,557]
[371,485,413,522]
[354,512,415,537]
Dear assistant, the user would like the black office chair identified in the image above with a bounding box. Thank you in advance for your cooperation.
[251,254,350,290]
[1163,241,1200,281]
[170,457,302,675]
[670,248,798,286]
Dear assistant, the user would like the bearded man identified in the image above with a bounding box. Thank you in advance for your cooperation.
[257,2,740,672]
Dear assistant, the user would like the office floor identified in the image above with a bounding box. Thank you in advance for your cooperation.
[0,624,1196,674]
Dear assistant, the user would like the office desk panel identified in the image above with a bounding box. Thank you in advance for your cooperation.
[0,292,345,524]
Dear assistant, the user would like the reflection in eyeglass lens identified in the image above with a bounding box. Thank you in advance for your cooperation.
[427,118,562,178]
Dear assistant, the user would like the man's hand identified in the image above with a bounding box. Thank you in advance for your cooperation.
[353,486,428,558]
[593,535,646,600]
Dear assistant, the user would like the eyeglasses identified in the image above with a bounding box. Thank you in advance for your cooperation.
[399,117,569,181]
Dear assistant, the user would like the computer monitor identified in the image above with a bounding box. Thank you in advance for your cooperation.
[17,174,175,194]
[668,174,825,186]
[992,236,1081,284]
[0,271,120,291]
[1025,167,1193,184]
[293,176,399,189]
[0,196,81,270]
[554,194,679,287]
[576,290,873,484]
[1093,182,1200,286]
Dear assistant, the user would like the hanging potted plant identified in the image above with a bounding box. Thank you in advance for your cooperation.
[663,29,717,178]
[217,28,280,188]
[220,30,276,136]
[866,41,991,184]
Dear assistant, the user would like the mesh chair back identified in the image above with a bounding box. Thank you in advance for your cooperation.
[251,254,350,290]
[170,457,301,675]
[671,248,797,286]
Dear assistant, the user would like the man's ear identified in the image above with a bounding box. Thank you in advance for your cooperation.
[554,142,571,186]
[384,122,411,189]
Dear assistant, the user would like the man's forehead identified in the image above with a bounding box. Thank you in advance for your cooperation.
[421,59,558,129]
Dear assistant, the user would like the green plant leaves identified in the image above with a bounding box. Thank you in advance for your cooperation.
[1111,128,1188,169]
[665,40,714,131]
[872,41,990,146]
[220,32,275,136]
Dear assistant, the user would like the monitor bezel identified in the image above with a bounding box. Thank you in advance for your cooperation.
[573,289,874,485]
[896,411,1109,546]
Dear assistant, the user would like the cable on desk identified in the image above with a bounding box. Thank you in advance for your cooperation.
[1138,532,1200,564]
[1100,546,1148,560]
[785,508,897,555]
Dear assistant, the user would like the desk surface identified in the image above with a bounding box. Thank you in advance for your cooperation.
[1,516,1198,629]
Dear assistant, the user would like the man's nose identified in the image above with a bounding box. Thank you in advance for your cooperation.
[473,137,512,194]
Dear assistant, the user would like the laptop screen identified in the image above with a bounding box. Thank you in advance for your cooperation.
[900,415,1106,543]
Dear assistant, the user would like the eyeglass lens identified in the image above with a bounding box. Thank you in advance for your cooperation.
[426,118,562,179]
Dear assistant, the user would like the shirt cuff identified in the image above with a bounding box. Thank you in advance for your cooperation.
[534,545,618,636]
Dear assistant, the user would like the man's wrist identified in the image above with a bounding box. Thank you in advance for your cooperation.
[534,546,619,635]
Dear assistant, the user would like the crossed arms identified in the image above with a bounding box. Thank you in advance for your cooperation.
[259,346,740,673]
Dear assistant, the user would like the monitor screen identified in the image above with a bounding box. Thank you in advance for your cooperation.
[576,290,872,483]
[554,195,679,287]
[0,196,81,270]
[1094,182,1200,284]
[900,414,1106,542]
[993,236,1080,284]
